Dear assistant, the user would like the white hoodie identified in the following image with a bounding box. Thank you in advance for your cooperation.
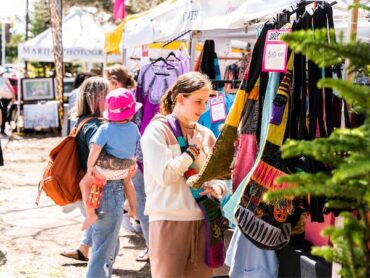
[141,114,227,222]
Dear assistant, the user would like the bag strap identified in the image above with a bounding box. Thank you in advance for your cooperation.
[70,117,94,137]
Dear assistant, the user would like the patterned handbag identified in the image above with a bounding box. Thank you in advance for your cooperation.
[234,54,295,250]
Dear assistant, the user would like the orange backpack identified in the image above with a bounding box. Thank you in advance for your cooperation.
[36,117,93,206]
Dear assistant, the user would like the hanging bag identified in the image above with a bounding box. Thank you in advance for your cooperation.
[234,54,296,250]
[35,117,93,206]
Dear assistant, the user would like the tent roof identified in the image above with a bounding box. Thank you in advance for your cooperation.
[121,0,367,48]
[18,8,120,63]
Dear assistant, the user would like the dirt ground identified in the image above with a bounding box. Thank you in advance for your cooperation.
[0,134,150,278]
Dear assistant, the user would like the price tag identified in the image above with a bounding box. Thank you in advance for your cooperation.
[262,29,291,73]
[210,94,227,123]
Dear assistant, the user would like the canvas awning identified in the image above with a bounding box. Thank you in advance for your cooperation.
[121,0,366,48]
[18,8,121,63]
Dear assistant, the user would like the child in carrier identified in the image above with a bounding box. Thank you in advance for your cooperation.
[79,88,142,231]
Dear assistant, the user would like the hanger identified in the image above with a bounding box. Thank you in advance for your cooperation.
[151,57,175,76]
[166,51,181,61]
[151,57,175,68]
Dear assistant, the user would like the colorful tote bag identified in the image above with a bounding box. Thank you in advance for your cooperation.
[166,115,225,268]
[234,54,295,250]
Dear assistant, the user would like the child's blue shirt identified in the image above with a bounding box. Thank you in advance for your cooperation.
[91,121,140,159]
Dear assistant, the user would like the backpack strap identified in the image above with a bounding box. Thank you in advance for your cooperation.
[69,117,94,137]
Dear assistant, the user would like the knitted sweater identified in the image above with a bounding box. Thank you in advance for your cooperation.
[141,114,227,222]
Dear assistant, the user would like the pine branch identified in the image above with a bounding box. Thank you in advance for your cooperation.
[280,127,366,165]
[318,79,370,113]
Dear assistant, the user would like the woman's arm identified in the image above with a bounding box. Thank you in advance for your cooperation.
[141,122,194,186]
[87,143,103,174]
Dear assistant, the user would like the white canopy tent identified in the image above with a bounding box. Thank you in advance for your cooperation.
[18,8,121,63]
[122,0,369,49]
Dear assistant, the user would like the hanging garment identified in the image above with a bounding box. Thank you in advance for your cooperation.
[187,22,275,190]
[226,228,279,278]
[198,92,236,138]
[200,40,217,79]
[233,54,295,250]
[134,63,180,134]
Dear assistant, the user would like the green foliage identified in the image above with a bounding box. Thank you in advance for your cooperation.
[29,0,51,38]
[264,10,370,278]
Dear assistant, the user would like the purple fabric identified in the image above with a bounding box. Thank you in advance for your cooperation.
[135,57,190,134]
[270,102,286,125]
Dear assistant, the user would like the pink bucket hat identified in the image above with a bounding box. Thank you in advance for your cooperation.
[103,88,142,122]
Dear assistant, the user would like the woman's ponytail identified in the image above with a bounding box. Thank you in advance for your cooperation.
[160,88,175,115]
[126,75,137,89]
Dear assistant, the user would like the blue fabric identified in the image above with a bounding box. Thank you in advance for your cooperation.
[226,228,278,278]
[91,121,140,159]
[86,180,124,278]
[260,72,280,147]
[214,57,222,81]
[132,168,149,246]
[198,92,236,137]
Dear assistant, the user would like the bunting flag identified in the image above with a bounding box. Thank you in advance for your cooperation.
[113,0,126,21]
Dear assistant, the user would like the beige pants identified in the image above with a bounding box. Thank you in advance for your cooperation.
[149,220,212,278]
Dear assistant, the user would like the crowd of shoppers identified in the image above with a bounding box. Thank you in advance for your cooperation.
[56,66,227,278]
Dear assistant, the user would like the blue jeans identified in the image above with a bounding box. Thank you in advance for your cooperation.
[132,168,149,246]
[86,180,124,278]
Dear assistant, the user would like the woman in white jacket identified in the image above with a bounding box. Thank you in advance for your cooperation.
[141,72,227,278]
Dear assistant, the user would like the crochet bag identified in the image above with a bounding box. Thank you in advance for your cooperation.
[234,54,295,250]
[35,117,93,206]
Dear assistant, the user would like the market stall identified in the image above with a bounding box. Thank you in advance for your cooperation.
[110,0,370,277]
[17,8,121,132]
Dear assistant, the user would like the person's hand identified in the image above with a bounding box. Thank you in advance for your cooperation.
[199,183,223,200]
[187,130,203,151]
[128,164,137,178]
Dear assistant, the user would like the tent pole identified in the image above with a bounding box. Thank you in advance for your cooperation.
[189,31,198,70]
[25,0,29,77]
[1,20,6,66]
[345,0,359,81]
[16,72,21,133]
[103,54,107,69]
[122,49,127,66]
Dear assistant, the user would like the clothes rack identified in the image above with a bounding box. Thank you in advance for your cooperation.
[211,79,242,91]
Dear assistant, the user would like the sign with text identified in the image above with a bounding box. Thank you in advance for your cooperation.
[210,94,227,123]
[262,29,291,73]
